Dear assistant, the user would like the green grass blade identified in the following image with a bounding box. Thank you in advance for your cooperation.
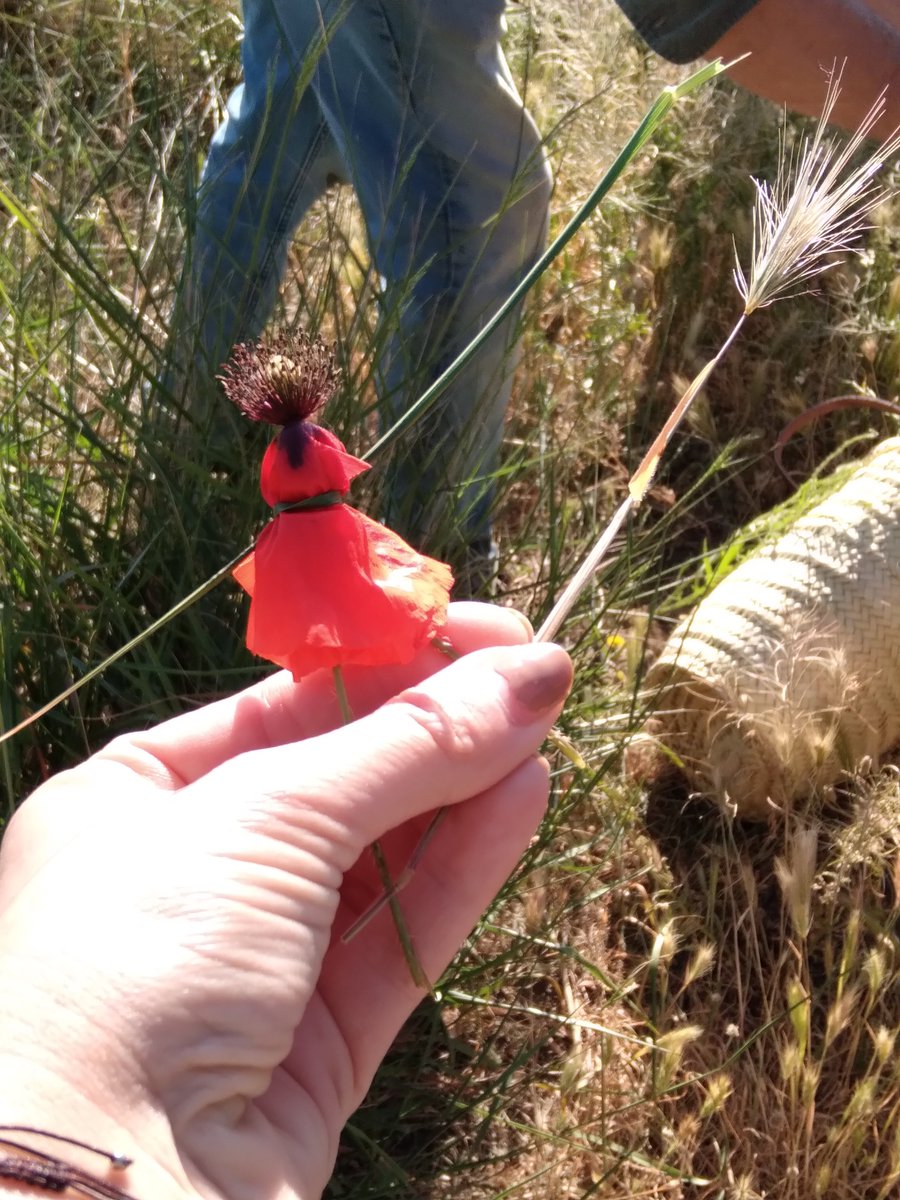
[0,543,252,750]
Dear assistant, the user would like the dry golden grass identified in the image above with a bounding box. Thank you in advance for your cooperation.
[395,762,900,1198]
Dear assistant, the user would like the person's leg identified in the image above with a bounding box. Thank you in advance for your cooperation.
[174,0,551,571]
[178,0,346,403]
[376,2,552,563]
[282,0,552,562]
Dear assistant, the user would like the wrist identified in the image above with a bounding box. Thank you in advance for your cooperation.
[0,1048,196,1200]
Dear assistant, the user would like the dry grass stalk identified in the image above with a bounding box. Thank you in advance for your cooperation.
[538,64,900,645]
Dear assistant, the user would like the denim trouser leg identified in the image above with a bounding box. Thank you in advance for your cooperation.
[186,0,552,553]
[186,1,346,381]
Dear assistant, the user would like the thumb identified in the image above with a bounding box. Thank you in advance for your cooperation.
[191,641,572,863]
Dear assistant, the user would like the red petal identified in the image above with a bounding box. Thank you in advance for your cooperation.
[232,552,255,594]
[233,506,452,679]
[261,423,369,507]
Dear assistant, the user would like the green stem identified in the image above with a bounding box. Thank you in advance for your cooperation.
[331,664,353,724]
[332,667,431,991]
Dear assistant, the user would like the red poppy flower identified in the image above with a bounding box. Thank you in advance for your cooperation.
[221,336,453,679]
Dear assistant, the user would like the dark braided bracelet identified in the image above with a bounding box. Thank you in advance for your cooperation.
[0,1128,137,1198]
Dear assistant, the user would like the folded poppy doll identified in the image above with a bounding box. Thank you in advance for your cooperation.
[221,335,454,679]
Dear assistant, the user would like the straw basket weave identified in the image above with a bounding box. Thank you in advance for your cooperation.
[644,437,900,820]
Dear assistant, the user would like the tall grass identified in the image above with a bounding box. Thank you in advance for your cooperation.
[3,0,900,1195]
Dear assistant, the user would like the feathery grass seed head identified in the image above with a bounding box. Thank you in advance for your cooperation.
[735,65,900,314]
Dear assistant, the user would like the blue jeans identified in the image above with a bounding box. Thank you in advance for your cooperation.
[184,0,551,554]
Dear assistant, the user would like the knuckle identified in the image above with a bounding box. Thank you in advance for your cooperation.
[390,687,480,762]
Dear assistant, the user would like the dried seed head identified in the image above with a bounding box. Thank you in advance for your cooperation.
[219,333,341,425]
[735,63,900,314]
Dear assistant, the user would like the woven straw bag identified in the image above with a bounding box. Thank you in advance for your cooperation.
[644,437,900,819]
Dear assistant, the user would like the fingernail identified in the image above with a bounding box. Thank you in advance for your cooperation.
[497,644,573,721]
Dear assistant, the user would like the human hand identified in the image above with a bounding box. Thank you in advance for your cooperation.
[0,603,571,1199]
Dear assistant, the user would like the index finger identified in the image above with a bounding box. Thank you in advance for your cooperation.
[95,603,534,788]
